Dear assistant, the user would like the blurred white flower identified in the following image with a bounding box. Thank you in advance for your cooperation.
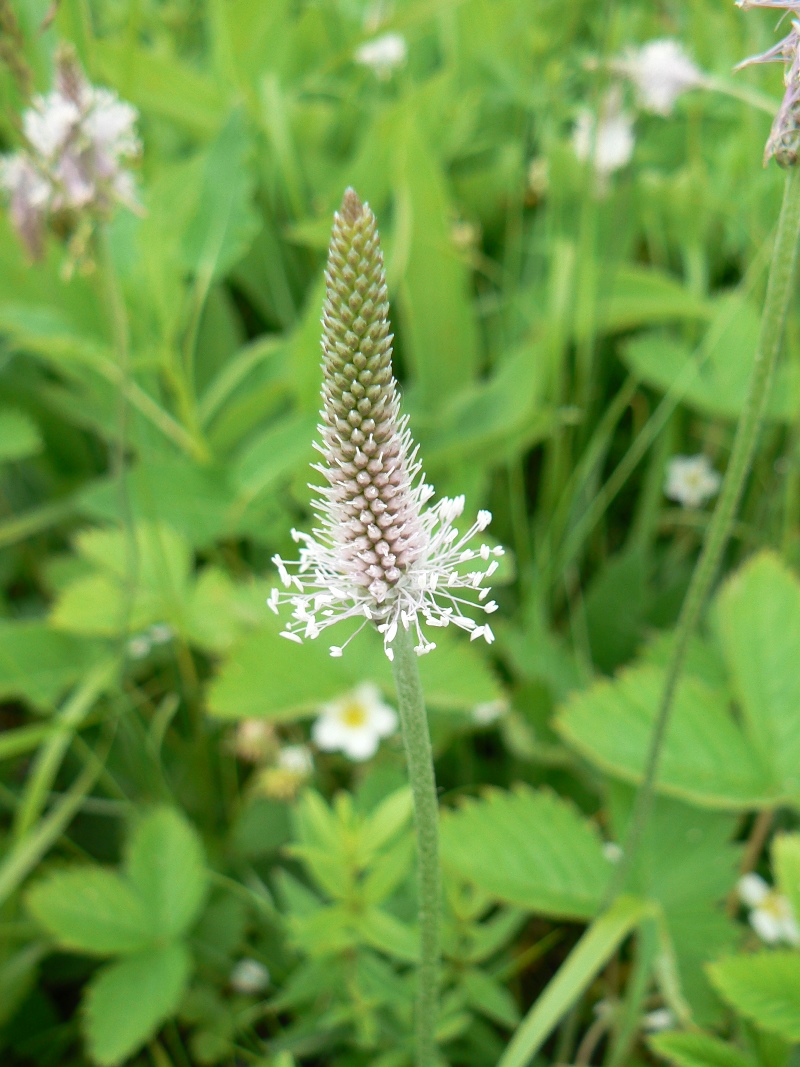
[148,623,174,645]
[642,1008,675,1032]
[312,682,398,761]
[665,454,721,508]
[603,841,623,863]
[354,32,408,79]
[738,872,800,945]
[277,744,314,775]
[573,88,635,180]
[231,719,276,764]
[0,46,140,259]
[229,958,270,995]
[472,699,508,726]
[614,39,705,116]
[127,634,151,660]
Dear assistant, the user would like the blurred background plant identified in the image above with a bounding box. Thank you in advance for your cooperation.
[1,0,800,1065]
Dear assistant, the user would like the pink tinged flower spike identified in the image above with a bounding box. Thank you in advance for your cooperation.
[270,188,503,660]
[736,11,800,167]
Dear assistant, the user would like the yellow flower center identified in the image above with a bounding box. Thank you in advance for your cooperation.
[340,701,368,728]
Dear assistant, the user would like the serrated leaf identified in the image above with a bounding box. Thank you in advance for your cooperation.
[26,869,152,956]
[556,664,773,808]
[83,943,192,1066]
[649,1030,758,1067]
[714,552,800,800]
[0,621,108,710]
[707,953,800,1042]
[125,808,207,941]
[440,786,612,920]
[0,409,42,462]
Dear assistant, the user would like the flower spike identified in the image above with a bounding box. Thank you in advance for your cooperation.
[270,188,502,659]
[736,7,800,166]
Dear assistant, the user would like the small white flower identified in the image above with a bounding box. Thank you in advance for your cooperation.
[738,873,800,945]
[472,699,508,726]
[354,32,408,79]
[231,719,276,764]
[148,623,174,645]
[642,1008,675,1033]
[277,744,314,775]
[603,841,623,863]
[312,683,398,761]
[127,634,151,659]
[229,958,270,995]
[573,88,635,179]
[665,454,721,508]
[23,93,81,158]
[614,39,705,116]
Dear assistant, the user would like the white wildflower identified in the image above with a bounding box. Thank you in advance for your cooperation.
[229,958,270,995]
[614,39,705,116]
[269,190,501,660]
[738,872,800,945]
[573,88,635,181]
[603,841,623,863]
[642,1008,676,1033]
[312,682,398,761]
[664,454,721,508]
[277,744,314,775]
[126,634,151,660]
[148,623,174,645]
[354,32,408,79]
[230,719,276,764]
[472,699,508,726]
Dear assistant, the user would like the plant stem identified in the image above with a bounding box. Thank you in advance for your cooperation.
[607,166,800,902]
[391,624,440,1067]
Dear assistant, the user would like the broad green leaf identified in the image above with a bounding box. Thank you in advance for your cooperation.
[773,833,800,920]
[231,412,317,502]
[707,953,800,1042]
[498,897,655,1067]
[714,552,800,800]
[622,295,799,422]
[92,40,227,134]
[126,808,207,941]
[0,409,42,462]
[207,619,503,720]
[186,567,269,652]
[26,869,152,956]
[609,786,740,1024]
[440,786,612,920]
[649,1030,758,1067]
[83,943,192,1066]
[80,459,238,548]
[592,265,711,339]
[182,110,260,280]
[357,907,419,963]
[0,621,107,710]
[556,664,773,808]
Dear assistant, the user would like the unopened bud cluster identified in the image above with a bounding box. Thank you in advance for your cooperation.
[271,189,502,660]
[0,46,140,260]
[736,1,800,167]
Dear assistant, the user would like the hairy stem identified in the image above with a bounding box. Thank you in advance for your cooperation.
[391,625,440,1067]
[607,166,800,902]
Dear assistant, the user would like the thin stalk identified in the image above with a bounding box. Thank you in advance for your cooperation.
[391,624,440,1067]
[607,166,800,903]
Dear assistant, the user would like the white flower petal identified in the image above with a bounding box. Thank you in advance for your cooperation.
[738,872,770,907]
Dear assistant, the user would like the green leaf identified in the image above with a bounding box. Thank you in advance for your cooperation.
[462,968,520,1028]
[593,265,711,338]
[83,943,192,1066]
[440,786,612,920]
[0,621,108,710]
[707,953,800,1042]
[498,896,655,1067]
[649,1031,758,1067]
[714,552,800,800]
[182,110,260,280]
[26,869,152,956]
[125,808,207,941]
[622,295,799,422]
[556,664,773,808]
[773,833,800,920]
[0,408,42,462]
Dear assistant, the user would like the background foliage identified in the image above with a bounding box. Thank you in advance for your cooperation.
[1,0,800,1065]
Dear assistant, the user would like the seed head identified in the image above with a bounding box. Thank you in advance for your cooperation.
[271,189,502,659]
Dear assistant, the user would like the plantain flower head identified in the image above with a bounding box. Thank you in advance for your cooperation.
[270,188,502,660]
[0,45,140,259]
[736,3,800,166]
